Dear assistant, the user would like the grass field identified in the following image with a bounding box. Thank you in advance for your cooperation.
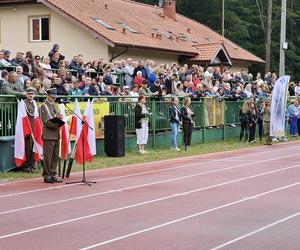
[0,137,296,183]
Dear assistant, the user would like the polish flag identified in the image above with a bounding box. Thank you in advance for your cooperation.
[76,100,96,164]
[14,100,32,167]
[60,104,71,160]
[32,100,43,161]
[69,98,82,140]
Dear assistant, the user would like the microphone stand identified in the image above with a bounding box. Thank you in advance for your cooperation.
[63,102,96,186]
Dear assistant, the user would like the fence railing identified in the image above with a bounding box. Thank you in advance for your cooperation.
[0,95,245,138]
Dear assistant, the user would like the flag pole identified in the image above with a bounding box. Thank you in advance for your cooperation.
[63,102,96,186]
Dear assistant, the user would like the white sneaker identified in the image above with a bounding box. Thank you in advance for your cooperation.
[139,150,145,154]
[175,147,181,151]
[272,138,278,142]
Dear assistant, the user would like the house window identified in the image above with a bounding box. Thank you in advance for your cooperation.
[29,16,49,41]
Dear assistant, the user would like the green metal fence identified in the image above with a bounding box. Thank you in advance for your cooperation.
[0,97,17,137]
[0,95,245,138]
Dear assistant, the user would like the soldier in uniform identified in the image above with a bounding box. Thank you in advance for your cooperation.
[23,87,37,172]
[263,99,272,145]
[40,88,62,183]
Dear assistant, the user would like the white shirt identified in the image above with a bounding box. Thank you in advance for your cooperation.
[0,58,11,66]
[130,91,139,102]
[295,86,300,96]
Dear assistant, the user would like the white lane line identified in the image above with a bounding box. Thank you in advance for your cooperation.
[0,147,297,198]
[0,142,297,187]
[79,181,300,250]
[1,153,299,215]
[211,211,300,250]
[0,164,299,239]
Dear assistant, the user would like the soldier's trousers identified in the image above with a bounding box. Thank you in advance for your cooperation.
[43,140,59,179]
[264,121,272,144]
[24,135,34,168]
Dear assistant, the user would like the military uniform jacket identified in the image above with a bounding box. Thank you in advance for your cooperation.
[263,107,271,122]
[24,99,35,132]
[40,100,60,140]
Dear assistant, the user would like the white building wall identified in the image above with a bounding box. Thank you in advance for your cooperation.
[0,3,108,61]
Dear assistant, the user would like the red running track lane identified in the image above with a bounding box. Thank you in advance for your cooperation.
[0,141,299,249]
[0,142,297,197]
[1,149,299,215]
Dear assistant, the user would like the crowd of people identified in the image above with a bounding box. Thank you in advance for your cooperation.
[1,45,299,155]
[0,44,288,102]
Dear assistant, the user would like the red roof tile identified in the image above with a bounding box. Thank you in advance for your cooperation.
[40,0,264,64]
[191,42,224,61]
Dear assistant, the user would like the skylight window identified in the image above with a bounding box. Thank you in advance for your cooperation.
[151,28,172,38]
[205,37,212,42]
[116,22,139,34]
[91,17,115,30]
[178,33,197,43]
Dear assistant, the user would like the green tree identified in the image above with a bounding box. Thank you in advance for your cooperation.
[137,0,300,80]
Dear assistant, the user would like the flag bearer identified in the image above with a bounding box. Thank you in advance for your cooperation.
[23,87,37,172]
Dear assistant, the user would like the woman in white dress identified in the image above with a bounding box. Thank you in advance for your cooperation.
[135,95,151,154]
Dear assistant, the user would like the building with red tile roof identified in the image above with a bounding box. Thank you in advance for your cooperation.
[0,0,264,71]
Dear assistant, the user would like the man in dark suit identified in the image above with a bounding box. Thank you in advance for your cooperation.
[40,88,62,183]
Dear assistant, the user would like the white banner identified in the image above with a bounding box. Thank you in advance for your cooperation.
[270,75,290,137]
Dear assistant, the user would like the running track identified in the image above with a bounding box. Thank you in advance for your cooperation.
[1,141,300,250]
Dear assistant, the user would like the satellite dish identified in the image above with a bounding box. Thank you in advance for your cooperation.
[159,0,165,8]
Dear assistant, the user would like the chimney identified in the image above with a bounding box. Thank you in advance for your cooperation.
[122,28,126,34]
[163,0,176,20]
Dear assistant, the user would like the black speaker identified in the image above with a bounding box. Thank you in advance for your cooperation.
[104,115,125,157]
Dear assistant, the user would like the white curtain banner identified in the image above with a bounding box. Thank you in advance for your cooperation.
[270,75,290,137]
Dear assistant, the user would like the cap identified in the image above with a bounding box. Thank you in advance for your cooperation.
[26,87,36,94]
[265,98,271,103]
[4,50,11,55]
[46,88,58,97]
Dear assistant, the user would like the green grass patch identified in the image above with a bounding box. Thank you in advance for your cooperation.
[0,137,297,183]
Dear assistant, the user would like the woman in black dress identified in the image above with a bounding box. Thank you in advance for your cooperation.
[181,97,194,151]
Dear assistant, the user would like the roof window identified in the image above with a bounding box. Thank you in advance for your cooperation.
[205,37,212,42]
[116,22,139,34]
[91,17,115,30]
[151,28,172,38]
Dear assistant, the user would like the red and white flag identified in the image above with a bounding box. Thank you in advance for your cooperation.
[69,98,82,140]
[32,100,43,161]
[60,104,71,160]
[14,100,32,167]
[76,100,96,164]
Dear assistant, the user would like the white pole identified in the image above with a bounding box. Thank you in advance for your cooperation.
[279,0,287,77]
[222,0,225,37]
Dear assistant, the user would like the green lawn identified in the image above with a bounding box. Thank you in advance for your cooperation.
[0,137,297,183]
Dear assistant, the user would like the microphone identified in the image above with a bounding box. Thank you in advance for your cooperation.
[56,98,71,104]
